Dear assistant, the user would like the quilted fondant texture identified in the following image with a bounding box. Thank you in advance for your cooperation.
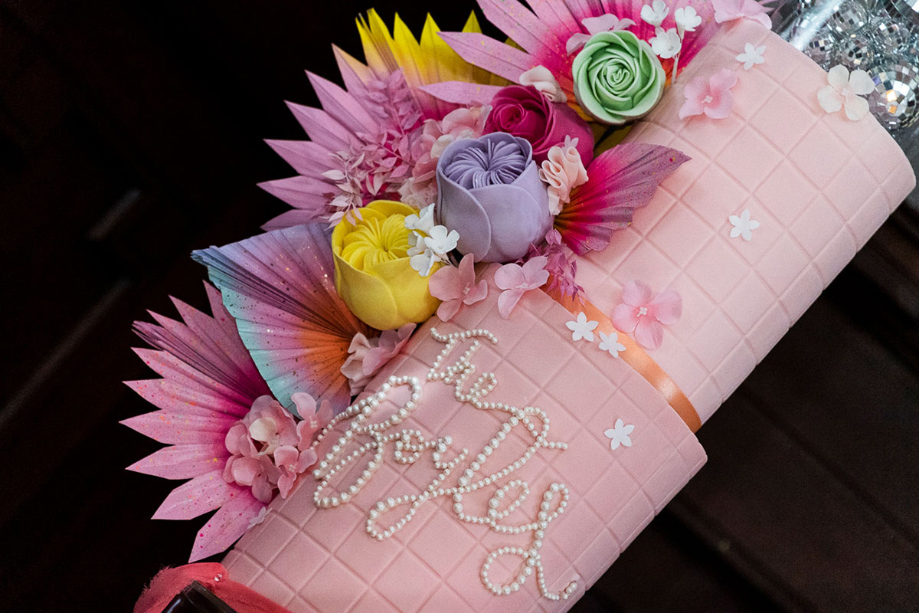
[225,273,706,612]
[579,20,915,423]
[224,20,916,613]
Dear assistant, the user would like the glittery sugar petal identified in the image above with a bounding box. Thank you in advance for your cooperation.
[189,490,265,563]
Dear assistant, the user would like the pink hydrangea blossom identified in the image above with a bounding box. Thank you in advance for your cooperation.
[428,254,489,322]
[712,0,771,27]
[612,281,682,350]
[679,68,738,120]
[340,324,416,395]
[528,229,584,302]
[223,394,330,502]
[494,256,550,319]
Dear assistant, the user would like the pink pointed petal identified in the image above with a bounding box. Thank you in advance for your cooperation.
[436,299,463,322]
[494,263,527,290]
[258,176,333,214]
[419,82,505,106]
[439,32,536,83]
[261,209,329,231]
[153,470,238,520]
[709,68,738,93]
[634,318,665,350]
[428,265,463,301]
[612,303,640,333]
[189,491,264,562]
[704,90,735,119]
[649,289,683,325]
[477,0,562,56]
[122,410,237,445]
[306,72,380,136]
[465,279,489,305]
[332,45,374,98]
[285,102,358,151]
[497,289,525,319]
[265,140,336,178]
[127,443,229,480]
[622,280,653,306]
[528,0,581,38]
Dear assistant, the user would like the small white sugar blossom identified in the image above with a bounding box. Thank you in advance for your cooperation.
[406,204,458,277]
[818,65,875,121]
[604,419,635,450]
[598,331,627,358]
[650,27,682,59]
[641,0,669,26]
[736,42,766,70]
[729,209,760,241]
[404,203,436,235]
[566,312,599,342]
[674,7,702,32]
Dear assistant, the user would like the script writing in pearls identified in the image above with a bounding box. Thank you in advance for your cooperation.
[310,328,579,601]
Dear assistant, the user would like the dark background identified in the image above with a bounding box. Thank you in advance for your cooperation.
[1,1,919,611]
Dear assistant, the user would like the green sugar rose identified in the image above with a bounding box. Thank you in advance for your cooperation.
[572,31,666,125]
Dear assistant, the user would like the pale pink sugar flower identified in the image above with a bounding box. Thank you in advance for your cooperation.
[428,254,488,322]
[223,394,331,502]
[817,65,875,121]
[679,68,738,120]
[612,280,682,350]
[340,324,416,395]
[494,256,550,319]
[539,137,588,215]
[712,0,772,27]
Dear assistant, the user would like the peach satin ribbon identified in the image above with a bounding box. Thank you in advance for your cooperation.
[546,289,702,434]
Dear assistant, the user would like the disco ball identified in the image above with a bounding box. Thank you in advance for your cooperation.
[838,36,875,68]
[868,60,919,131]
[828,0,870,36]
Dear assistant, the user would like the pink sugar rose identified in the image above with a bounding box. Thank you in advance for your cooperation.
[679,68,738,120]
[612,280,682,350]
[484,85,594,166]
[428,253,489,322]
[494,256,550,319]
[340,324,416,395]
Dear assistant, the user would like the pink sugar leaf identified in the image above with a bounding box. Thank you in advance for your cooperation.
[121,410,237,446]
[153,470,239,521]
[555,144,690,254]
[127,443,230,480]
[189,490,264,562]
[438,31,536,83]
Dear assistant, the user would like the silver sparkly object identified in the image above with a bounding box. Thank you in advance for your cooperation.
[828,0,871,35]
[802,26,840,65]
[868,60,919,130]
[839,35,875,67]
[874,16,913,52]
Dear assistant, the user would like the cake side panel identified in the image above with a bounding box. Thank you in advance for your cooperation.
[224,279,705,612]
[579,21,916,423]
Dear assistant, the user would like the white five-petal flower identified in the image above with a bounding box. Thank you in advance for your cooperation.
[604,419,635,450]
[650,27,682,59]
[729,209,760,241]
[423,225,460,257]
[674,7,702,33]
[566,312,599,342]
[735,42,766,71]
[404,203,436,234]
[641,0,670,26]
[598,331,627,358]
[818,65,875,121]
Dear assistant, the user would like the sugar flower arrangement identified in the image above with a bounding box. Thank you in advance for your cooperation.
[122,0,774,561]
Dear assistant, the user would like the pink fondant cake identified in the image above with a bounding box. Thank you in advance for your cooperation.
[221,21,915,612]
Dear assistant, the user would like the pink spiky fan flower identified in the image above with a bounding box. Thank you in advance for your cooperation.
[121,283,331,562]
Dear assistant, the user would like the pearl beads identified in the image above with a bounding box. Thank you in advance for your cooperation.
[306,325,578,603]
